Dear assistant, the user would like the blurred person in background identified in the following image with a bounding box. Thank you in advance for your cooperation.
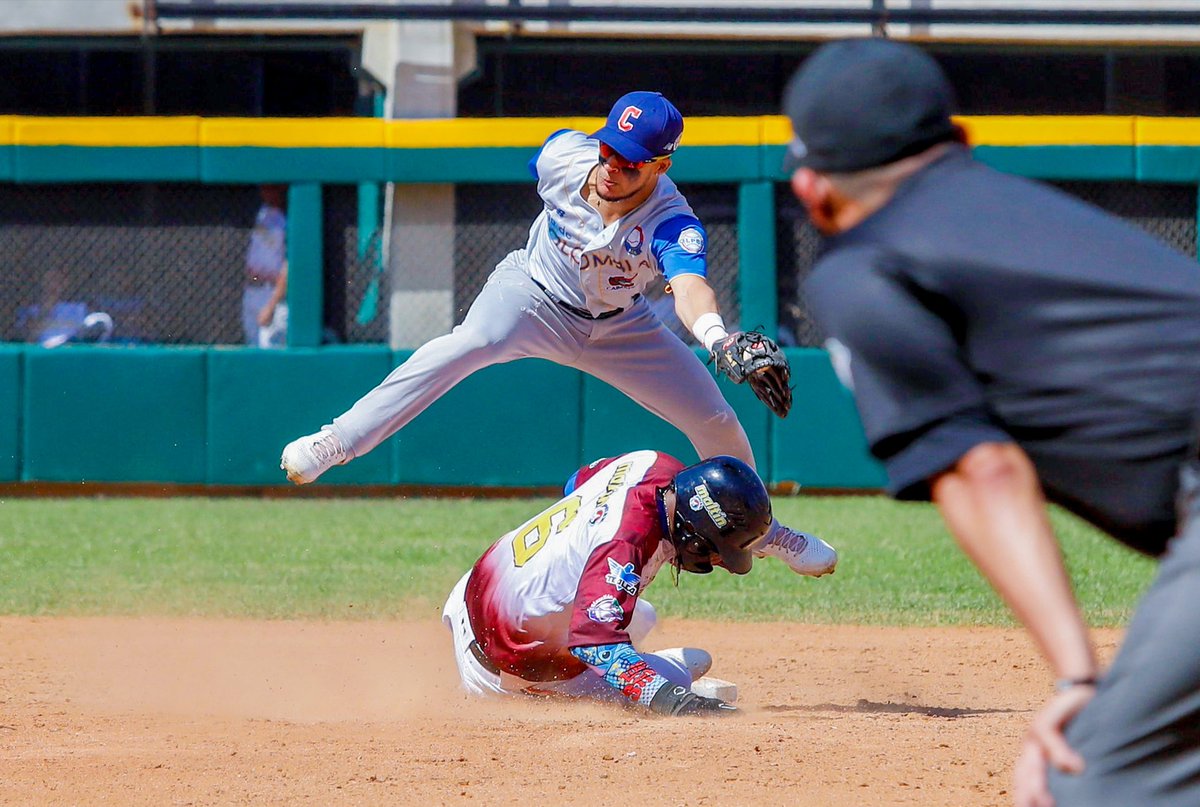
[244,184,288,348]
[19,268,113,347]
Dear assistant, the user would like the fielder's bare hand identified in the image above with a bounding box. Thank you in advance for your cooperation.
[1012,683,1097,807]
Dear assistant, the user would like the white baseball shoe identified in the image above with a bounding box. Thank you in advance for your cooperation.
[280,429,348,485]
[753,524,838,577]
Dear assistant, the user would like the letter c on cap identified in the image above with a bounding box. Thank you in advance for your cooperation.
[617,106,642,132]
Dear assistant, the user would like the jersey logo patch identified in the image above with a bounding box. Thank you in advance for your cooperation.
[586,595,624,624]
[605,558,641,596]
[678,227,705,254]
[608,275,636,290]
[623,226,644,256]
[589,504,609,525]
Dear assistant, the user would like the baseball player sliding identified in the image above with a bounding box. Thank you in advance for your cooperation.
[444,450,766,714]
[281,91,836,577]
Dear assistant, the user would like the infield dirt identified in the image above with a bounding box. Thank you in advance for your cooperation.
[1,617,1122,806]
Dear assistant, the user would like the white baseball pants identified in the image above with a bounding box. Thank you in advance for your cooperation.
[328,252,754,468]
[441,570,692,699]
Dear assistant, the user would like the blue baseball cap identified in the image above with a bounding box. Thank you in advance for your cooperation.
[592,91,684,163]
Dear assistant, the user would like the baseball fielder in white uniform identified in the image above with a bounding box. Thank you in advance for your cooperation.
[444,450,767,714]
[281,91,837,577]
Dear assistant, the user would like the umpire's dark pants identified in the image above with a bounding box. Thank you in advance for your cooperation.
[1048,461,1200,805]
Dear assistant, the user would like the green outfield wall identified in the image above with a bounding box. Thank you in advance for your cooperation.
[2,344,864,489]
[4,114,1199,489]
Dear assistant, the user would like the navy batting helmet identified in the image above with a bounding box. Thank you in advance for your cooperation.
[667,456,772,575]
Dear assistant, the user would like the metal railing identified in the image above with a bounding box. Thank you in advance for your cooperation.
[154,2,1200,27]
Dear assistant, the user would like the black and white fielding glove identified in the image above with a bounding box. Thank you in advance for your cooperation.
[711,331,793,419]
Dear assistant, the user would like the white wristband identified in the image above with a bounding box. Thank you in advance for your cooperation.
[692,312,729,351]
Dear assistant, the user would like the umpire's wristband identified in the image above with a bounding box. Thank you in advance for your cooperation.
[1054,676,1099,693]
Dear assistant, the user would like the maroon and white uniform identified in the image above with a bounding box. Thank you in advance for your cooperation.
[443,450,691,698]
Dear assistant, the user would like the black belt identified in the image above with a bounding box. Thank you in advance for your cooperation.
[468,639,502,676]
[530,277,634,321]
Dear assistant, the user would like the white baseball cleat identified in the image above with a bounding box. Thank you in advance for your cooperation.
[280,429,348,485]
[655,647,713,681]
[753,525,838,577]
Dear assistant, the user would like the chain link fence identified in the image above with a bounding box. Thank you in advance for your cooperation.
[1050,180,1197,256]
[324,184,388,345]
[775,187,824,348]
[1,178,1193,349]
[0,183,261,345]
[776,179,1199,347]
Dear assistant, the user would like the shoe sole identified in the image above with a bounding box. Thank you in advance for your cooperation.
[761,550,838,577]
[800,553,839,577]
[280,449,313,485]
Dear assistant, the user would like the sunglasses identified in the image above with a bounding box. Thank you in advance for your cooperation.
[598,142,668,173]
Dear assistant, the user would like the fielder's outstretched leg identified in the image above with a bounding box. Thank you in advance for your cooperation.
[576,303,837,576]
[578,301,753,464]
[281,259,585,484]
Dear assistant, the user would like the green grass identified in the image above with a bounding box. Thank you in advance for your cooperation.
[0,495,1155,626]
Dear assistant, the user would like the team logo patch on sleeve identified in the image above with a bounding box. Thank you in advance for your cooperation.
[678,227,705,254]
[605,557,642,596]
[586,595,624,623]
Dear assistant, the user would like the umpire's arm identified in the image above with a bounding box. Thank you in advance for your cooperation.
[931,442,1099,800]
[930,442,1096,684]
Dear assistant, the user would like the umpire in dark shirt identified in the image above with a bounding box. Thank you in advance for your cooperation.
[785,38,1200,807]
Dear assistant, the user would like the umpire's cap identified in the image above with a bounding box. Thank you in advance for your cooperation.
[669,456,772,576]
[783,38,958,173]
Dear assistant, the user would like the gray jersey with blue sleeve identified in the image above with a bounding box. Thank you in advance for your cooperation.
[524,130,709,316]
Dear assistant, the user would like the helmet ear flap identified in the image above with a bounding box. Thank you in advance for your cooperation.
[670,513,717,574]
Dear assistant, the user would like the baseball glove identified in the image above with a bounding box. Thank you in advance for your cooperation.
[712,331,793,418]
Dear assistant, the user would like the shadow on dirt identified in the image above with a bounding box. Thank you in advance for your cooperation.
[763,699,1027,718]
